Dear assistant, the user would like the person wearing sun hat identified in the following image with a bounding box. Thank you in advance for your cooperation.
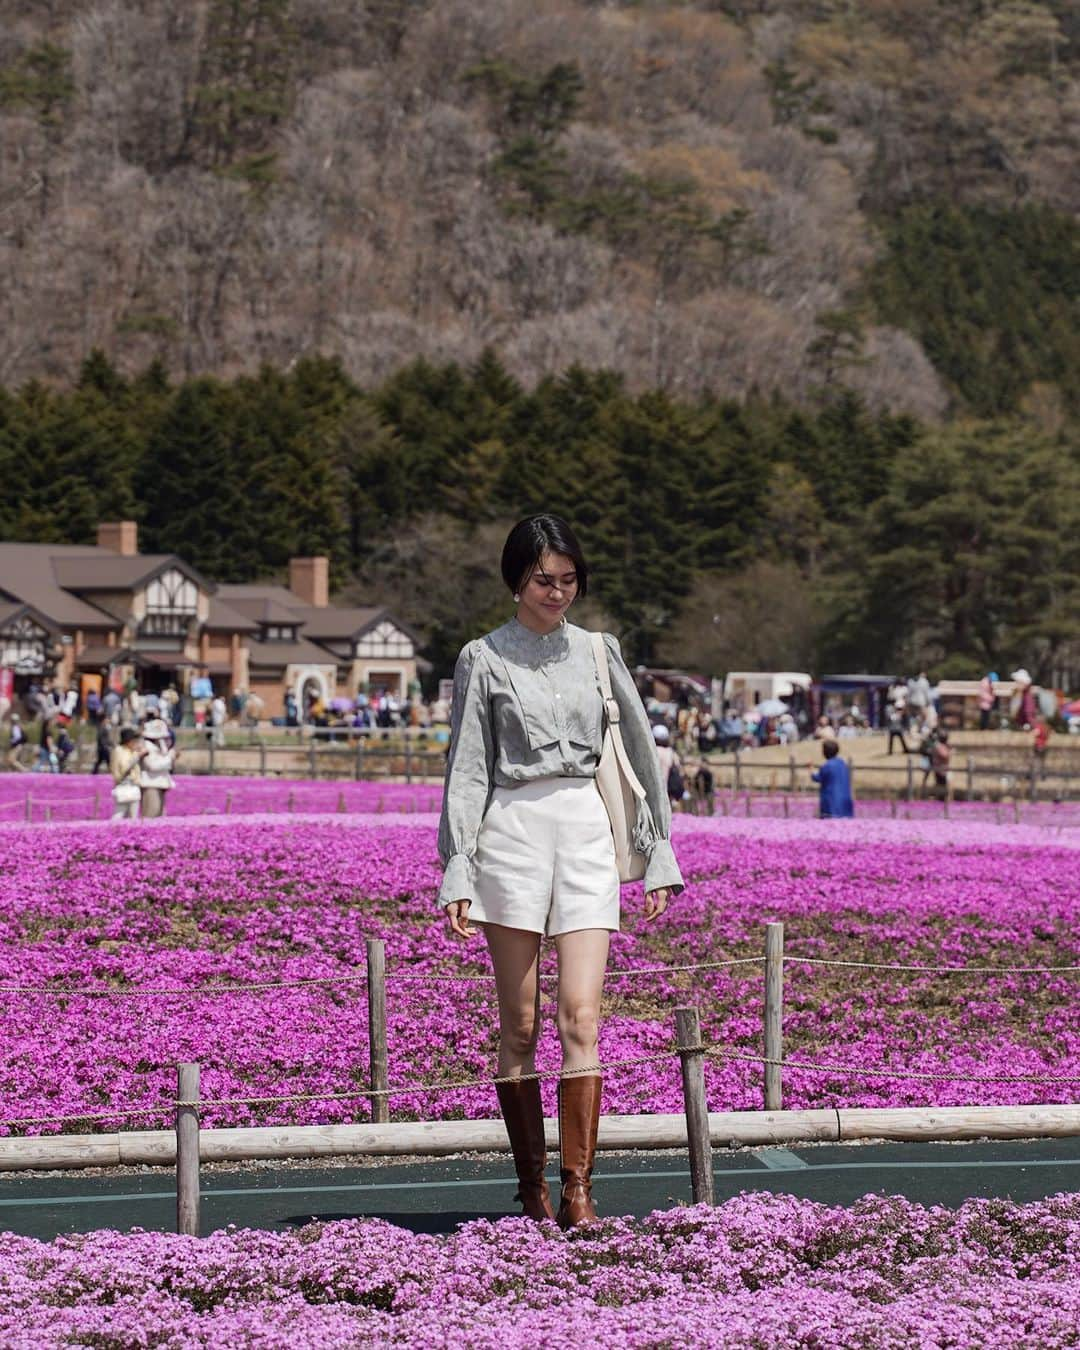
[140,718,179,819]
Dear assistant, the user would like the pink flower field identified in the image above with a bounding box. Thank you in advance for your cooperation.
[2,793,1079,1348]
[0,804,1078,1134]
[2,1195,1079,1348]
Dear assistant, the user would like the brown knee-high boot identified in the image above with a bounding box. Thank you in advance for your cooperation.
[557,1075,602,1230]
[496,1078,555,1221]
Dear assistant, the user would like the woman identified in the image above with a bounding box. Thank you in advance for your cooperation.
[110,726,145,820]
[437,514,684,1230]
[140,718,178,818]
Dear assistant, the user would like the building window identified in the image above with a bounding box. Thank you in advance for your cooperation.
[141,568,198,638]
[262,624,298,642]
[0,615,49,673]
[356,621,413,660]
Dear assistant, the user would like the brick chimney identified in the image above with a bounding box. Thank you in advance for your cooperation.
[97,521,139,556]
[289,556,329,608]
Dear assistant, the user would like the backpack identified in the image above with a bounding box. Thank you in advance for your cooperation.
[667,761,685,799]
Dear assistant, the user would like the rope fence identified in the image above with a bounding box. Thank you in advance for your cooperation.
[1,925,1077,1232]
[7,1042,1080,1132]
[1,948,1077,999]
[9,786,1080,827]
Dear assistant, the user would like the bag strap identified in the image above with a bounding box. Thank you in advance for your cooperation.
[590,632,647,802]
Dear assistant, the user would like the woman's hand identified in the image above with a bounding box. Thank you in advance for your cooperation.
[445,899,478,940]
[644,887,670,921]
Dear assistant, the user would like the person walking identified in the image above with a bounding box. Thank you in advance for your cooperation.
[110,727,145,820]
[210,694,227,748]
[885,701,909,755]
[977,673,997,731]
[34,718,58,773]
[6,713,28,771]
[140,719,178,818]
[92,718,113,775]
[810,739,854,818]
[930,729,952,799]
[1032,717,1051,785]
[652,723,685,810]
[437,514,683,1230]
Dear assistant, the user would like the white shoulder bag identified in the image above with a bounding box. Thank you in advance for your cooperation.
[590,632,648,883]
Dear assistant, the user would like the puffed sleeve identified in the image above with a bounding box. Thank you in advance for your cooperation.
[602,632,685,896]
[436,639,495,908]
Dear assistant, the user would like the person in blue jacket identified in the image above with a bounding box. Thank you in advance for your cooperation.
[810,739,854,818]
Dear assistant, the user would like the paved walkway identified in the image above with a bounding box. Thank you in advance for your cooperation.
[2,1138,1078,1240]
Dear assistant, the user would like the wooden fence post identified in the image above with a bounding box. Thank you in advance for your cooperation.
[337,789,346,813]
[675,1007,714,1206]
[309,739,317,779]
[966,757,975,801]
[764,922,784,1111]
[287,788,295,814]
[906,756,914,802]
[733,749,741,792]
[259,741,267,777]
[890,795,897,818]
[404,736,413,785]
[788,754,796,792]
[24,793,31,823]
[176,1063,201,1237]
[94,789,100,819]
[366,938,389,1124]
[224,791,232,815]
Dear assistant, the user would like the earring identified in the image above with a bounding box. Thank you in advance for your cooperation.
[513,593,521,602]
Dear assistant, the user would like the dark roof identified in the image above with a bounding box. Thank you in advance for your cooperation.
[214,585,302,625]
[204,597,260,633]
[74,643,122,667]
[52,553,211,594]
[247,635,339,669]
[292,605,384,640]
[0,599,61,635]
[0,543,123,628]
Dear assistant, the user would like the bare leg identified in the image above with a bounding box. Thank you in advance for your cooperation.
[554,928,610,1073]
[483,924,542,1078]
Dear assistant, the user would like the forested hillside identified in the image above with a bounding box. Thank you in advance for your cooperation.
[1,2,1078,681]
[1,0,1077,412]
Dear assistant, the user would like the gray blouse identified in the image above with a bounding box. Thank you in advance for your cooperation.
[436,616,685,908]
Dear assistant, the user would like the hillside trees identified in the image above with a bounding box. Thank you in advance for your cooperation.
[819,421,1080,681]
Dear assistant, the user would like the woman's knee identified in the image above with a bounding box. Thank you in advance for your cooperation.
[557,1001,599,1051]
[500,1007,540,1056]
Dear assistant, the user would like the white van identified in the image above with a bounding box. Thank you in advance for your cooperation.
[721,671,812,715]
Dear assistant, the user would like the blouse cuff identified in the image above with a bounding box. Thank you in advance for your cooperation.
[643,838,684,896]
[437,853,476,909]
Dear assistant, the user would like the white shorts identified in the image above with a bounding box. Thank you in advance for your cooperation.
[470,777,620,937]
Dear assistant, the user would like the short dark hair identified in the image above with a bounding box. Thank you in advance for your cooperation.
[822,739,839,759]
[501,514,589,597]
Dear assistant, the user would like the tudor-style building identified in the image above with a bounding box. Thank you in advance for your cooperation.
[0,523,423,718]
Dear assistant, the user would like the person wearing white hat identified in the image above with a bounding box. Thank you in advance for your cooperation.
[651,722,684,807]
[140,718,178,819]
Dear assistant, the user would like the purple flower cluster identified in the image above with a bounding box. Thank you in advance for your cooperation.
[0,774,442,822]
[6,772,1080,830]
[1,1194,1079,1347]
[0,808,1077,1134]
